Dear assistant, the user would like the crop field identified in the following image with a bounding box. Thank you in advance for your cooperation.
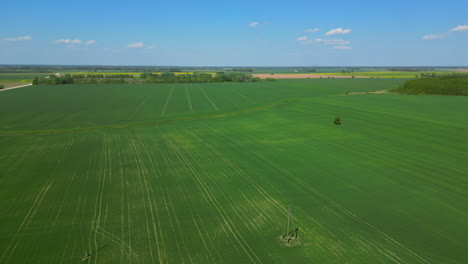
[0,79,467,263]
[0,73,50,83]
[0,79,402,132]
[311,71,457,78]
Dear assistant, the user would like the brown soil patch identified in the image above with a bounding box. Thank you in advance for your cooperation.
[253,74,369,79]
[453,69,468,72]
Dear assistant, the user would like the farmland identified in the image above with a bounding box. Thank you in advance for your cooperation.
[274,71,461,78]
[0,73,50,83]
[0,79,467,264]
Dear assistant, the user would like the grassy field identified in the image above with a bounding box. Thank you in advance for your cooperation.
[0,73,51,88]
[310,71,455,78]
[0,79,467,263]
[0,73,50,83]
[0,79,403,132]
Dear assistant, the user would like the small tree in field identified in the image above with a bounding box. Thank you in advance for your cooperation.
[0,85,5,89]
[334,117,341,125]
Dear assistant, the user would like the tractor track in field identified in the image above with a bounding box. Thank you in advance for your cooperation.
[0,98,299,136]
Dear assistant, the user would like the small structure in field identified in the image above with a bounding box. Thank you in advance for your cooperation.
[280,205,300,246]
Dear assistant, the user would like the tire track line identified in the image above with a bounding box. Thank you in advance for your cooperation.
[128,95,153,120]
[198,86,219,111]
[0,137,73,263]
[161,130,261,264]
[130,137,165,263]
[186,85,193,112]
[135,136,168,263]
[161,85,174,116]
[129,138,155,263]
[204,124,432,264]
[91,133,108,264]
[149,136,197,263]
[0,182,53,263]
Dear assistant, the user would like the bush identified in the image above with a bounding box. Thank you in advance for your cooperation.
[0,84,5,89]
[334,117,342,125]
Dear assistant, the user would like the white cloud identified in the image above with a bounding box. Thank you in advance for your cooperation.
[450,25,468,32]
[333,46,352,50]
[305,28,320,33]
[4,36,32,41]
[85,40,96,45]
[248,22,259,28]
[297,36,308,41]
[55,39,83,44]
[422,34,444,40]
[325,28,352,36]
[127,42,144,48]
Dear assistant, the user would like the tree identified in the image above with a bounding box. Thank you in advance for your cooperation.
[0,85,5,89]
[334,117,342,125]
[32,77,39,85]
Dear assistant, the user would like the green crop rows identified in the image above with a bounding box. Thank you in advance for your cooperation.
[0,79,467,263]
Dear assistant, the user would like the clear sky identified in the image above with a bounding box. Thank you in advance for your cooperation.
[1,0,467,66]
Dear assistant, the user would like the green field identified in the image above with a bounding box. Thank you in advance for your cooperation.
[0,73,50,82]
[0,73,51,88]
[1,79,467,263]
[312,71,464,78]
[0,79,403,132]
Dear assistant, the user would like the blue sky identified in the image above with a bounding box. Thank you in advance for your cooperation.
[1,0,467,66]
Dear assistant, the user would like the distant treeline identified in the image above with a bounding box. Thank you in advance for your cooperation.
[33,74,133,85]
[297,68,318,73]
[393,73,468,96]
[141,72,260,83]
[388,67,435,72]
[71,74,135,79]
[33,75,75,85]
[32,72,262,85]
[225,68,254,72]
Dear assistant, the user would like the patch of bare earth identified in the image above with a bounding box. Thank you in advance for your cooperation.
[453,69,468,72]
[253,74,369,79]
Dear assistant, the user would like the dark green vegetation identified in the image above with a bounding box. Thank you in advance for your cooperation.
[33,74,135,85]
[1,79,467,264]
[141,72,259,83]
[394,74,468,96]
[0,85,4,90]
[32,72,259,86]
[333,116,341,125]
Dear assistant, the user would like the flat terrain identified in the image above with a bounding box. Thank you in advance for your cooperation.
[0,79,467,264]
[0,73,49,88]
[252,71,461,79]
[0,79,401,132]
[253,74,368,79]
